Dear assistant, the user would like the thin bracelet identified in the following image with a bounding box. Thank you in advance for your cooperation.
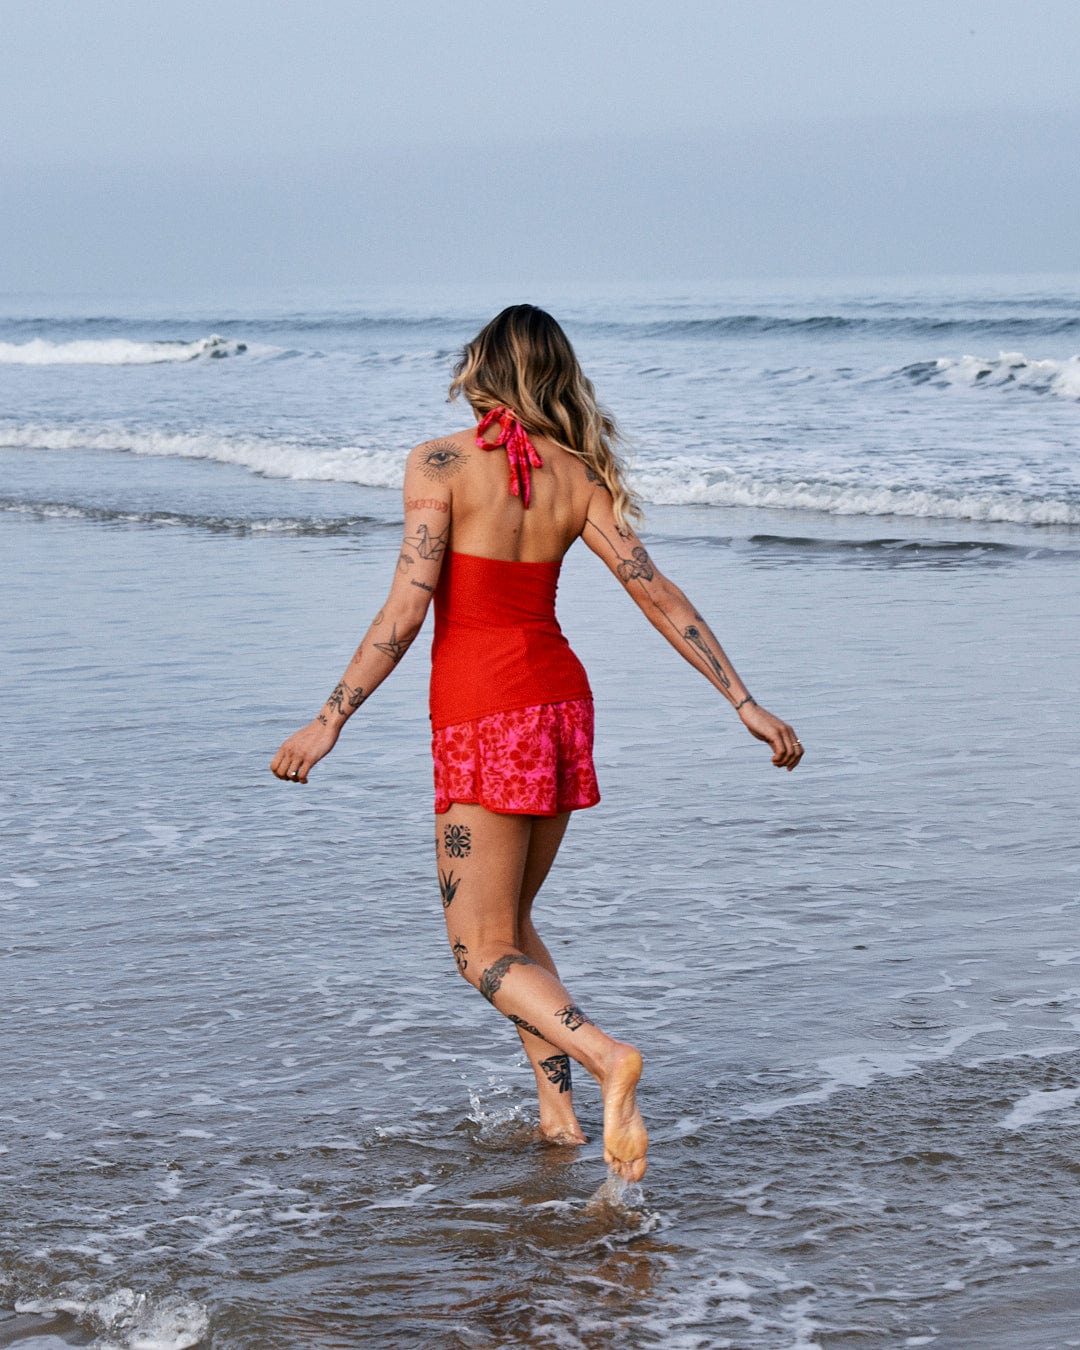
[733,694,755,712]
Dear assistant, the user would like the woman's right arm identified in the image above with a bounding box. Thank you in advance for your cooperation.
[582,489,803,771]
[269,442,453,784]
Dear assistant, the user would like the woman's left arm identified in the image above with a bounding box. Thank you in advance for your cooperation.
[269,443,453,783]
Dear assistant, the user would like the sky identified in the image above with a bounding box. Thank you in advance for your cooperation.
[3,0,1080,292]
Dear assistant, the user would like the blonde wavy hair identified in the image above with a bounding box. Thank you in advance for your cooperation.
[449,304,642,528]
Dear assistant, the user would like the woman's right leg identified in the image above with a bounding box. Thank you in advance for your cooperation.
[437,803,648,1181]
[512,813,588,1143]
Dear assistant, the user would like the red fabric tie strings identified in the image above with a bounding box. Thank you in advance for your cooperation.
[476,406,544,508]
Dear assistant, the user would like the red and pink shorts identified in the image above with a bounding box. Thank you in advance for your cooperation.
[432,698,601,817]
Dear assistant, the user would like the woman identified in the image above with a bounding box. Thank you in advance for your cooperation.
[270,305,803,1182]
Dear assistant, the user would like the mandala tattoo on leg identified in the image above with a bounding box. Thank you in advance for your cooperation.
[420,440,466,482]
[509,1012,546,1039]
[443,823,471,858]
[439,868,461,909]
[683,624,731,688]
[479,953,535,1005]
[540,1053,573,1093]
[452,936,468,973]
[555,1004,591,1032]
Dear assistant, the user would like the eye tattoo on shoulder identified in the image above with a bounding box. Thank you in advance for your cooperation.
[420,440,466,482]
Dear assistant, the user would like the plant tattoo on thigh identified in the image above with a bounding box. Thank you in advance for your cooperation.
[443,823,472,858]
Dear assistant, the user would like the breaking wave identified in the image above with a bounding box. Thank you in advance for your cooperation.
[0,334,247,365]
[5,423,1078,528]
[895,351,1080,401]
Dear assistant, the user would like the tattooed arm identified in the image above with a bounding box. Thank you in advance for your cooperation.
[270,439,460,783]
[582,489,803,771]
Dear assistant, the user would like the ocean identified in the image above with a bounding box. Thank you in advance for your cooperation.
[2,275,1079,1348]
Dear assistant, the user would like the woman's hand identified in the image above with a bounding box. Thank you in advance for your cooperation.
[270,720,340,784]
[739,702,804,771]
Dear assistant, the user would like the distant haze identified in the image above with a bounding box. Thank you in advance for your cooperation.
[3,0,1079,292]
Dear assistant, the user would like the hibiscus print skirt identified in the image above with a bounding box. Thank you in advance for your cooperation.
[432,698,601,816]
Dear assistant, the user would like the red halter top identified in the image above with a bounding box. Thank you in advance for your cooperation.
[428,410,591,728]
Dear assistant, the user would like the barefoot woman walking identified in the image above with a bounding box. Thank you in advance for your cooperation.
[271,306,803,1181]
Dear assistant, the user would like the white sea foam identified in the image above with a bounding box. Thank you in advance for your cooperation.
[999,1087,1080,1131]
[634,463,1080,526]
[5,422,1079,527]
[734,1025,1005,1121]
[14,1286,208,1349]
[0,335,247,364]
[3,423,406,489]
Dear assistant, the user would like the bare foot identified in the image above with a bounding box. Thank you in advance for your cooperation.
[600,1044,648,1181]
[537,1122,589,1146]
[537,1099,589,1146]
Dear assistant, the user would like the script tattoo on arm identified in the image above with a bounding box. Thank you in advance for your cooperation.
[406,497,450,513]
[420,440,466,482]
[439,868,461,909]
[509,1013,546,1039]
[683,624,731,689]
[403,523,448,562]
[478,953,535,1004]
[539,1053,573,1093]
[616,544,655,585]
[373,623,417,664]
[452,936,468,973]
[411,579,434,593]
[555,1004,591,1032]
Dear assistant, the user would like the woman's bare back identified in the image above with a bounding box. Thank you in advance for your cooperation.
[416,427,596,563]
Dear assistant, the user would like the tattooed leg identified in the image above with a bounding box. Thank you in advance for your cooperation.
[434,805,648,1174]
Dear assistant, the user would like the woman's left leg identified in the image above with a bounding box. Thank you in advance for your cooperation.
[437,802,648,1180]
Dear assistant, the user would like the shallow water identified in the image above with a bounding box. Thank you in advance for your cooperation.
[3,464,1079,1345]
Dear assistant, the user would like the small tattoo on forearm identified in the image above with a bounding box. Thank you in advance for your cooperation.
[452,936,468,973]
[509,1013,546,1039]
[316,713,328,725]
[374,623,416,664]
[540,1052,573,1093]
[420,440,466,482]
[439,868,461,909]
[443,823,471,858]
[373,609,385,627]
[684,624,731,688]
[410,579,435,593]
[479,953,535,1004]
[616,545,655,584]
[555,1004,590,1032]
[397,551,415,573]
[406,497,450,513]
[326,679,365,716]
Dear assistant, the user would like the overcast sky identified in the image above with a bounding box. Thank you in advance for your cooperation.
[3,0,1079,292]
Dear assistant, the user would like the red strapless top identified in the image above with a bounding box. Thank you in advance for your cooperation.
[429,551,592,729]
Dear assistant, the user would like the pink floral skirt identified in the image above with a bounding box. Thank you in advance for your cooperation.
[432,698,601,817]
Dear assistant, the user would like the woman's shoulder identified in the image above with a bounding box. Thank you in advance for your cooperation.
[405,428,478,485]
